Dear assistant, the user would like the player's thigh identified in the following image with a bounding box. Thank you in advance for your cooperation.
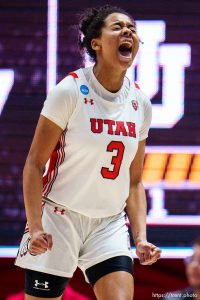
[93,271,134,300]
[85,256,134,300]
[24,269,69,299]
[25,295,62,300]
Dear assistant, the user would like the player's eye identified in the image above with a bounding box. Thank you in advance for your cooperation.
[129,26,137,33]
[113,25,121,30]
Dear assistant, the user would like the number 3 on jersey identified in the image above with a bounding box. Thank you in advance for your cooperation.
[101,141,125,180]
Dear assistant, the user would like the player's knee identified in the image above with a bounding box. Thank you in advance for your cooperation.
[94,286,133,300]
[118,288,134,300]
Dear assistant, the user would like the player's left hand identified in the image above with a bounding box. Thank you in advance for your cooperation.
[135,240,161,265]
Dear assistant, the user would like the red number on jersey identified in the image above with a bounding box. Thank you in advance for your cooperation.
[101,141,125,180]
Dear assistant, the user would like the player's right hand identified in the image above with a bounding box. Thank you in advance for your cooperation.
[28,230,53,255]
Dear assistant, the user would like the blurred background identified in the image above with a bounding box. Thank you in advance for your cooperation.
[0,0,199,299]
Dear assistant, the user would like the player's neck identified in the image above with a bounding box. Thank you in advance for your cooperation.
[93,64,126,93]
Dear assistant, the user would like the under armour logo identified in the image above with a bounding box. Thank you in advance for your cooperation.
[84,98,94,105]
[132,100,138,111]
[54,207,65,215]
[34,280,49,290]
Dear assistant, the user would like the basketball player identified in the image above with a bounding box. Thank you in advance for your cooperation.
[15,5,161,300]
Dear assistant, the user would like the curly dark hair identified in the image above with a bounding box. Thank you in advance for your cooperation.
[78,4,132,62]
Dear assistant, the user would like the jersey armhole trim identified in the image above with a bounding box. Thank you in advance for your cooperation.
[134,82,140,89]
[40,113,65,131]
[68,72,79,79]
[66,71,82,126]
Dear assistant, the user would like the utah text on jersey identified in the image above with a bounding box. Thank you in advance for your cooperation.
[90,118,136,137]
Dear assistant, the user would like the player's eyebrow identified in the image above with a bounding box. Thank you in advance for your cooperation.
[112,20,136,27]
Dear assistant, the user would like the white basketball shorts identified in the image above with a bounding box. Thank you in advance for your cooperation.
[15,200,133,283]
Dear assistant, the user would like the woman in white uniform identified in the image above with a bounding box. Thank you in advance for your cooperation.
[15,4,161,300]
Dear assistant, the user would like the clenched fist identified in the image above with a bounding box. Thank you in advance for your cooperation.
[28,230,53,255]
[136,240,161,265]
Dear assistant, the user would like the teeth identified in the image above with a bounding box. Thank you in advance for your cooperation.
[119,42,132,48]
[119,43,132,52]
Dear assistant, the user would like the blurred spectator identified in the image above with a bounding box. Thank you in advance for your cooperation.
[163,237,200,300]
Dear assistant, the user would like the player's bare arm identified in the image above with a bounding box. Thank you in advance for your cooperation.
[23,115,63,254]
[125,139,161,265]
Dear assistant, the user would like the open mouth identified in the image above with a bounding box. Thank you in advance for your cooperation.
[118,43,132,58]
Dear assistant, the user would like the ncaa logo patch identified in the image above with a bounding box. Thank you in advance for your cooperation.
[132,100,138,111]
[80,85,89,95]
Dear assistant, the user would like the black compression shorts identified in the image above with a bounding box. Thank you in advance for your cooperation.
[24,255,133,297]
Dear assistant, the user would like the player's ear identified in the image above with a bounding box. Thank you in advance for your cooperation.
[91,38,101,51]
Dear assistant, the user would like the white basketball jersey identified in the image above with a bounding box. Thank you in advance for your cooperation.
[41,67,152,218]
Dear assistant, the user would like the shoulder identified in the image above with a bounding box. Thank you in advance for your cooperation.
[132,82,151,111]
[56,70,80,93]
[46,69,82,101]
[133,82,150,102]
